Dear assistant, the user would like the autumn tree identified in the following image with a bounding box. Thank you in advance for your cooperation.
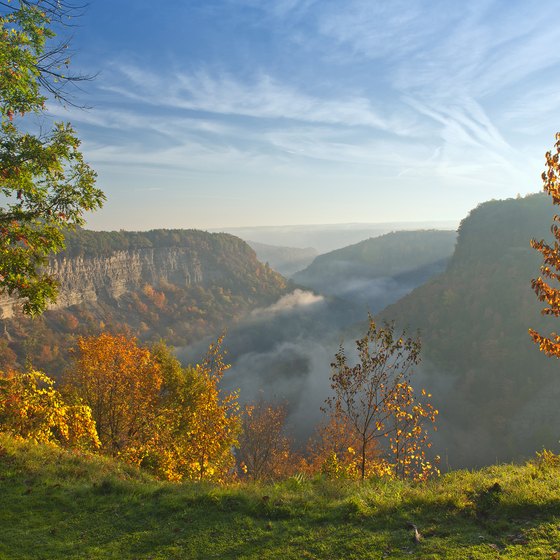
[303,412,384,479]
[136,337,240,482]
[175,336,240,481]
[1,1,104,315]
[63,333,163,458]
[385,383,439,481]
[325,318,438,480]
[236,398,292,481]
[0,367,99,449]
[530,133,560,357]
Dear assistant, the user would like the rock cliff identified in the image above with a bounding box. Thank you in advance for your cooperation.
[0,228,288,321]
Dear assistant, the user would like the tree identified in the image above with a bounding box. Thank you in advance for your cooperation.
[63,333,163,457]
[303,412,384,479]
[325,317,438,480]
[135,337,240,482]
[236,398,292,481]
[1,0,104,315]
[0,367,99,449]
[385,383,439,481]
[531,133,560,357]
[175,336,240,481]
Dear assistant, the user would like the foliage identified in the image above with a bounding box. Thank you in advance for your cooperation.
[236,398,293,481]
[139,338,240,483]
[303,412,387,479]
[530,133,560,357]
[0,0,104,315]
[0,367,99,449]
[1,332,241,482]
[385,384,439,481]
[0,229,289,374]
[63,333,163,458]
[172,336,240,482]
[326,318,438,481]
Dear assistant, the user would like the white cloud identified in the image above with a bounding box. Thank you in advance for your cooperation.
[105,65,396,132]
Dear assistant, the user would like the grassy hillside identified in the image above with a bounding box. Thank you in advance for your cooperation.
[2,434,560,559]
[381,194,560,466]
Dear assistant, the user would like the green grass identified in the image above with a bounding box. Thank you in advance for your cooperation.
[1,435,560,559]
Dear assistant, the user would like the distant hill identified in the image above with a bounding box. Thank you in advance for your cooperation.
[213,221,459,253]
[0,229,289,374]
[246,241,318,277]
[292,230,457,310]
[381,194,560,467]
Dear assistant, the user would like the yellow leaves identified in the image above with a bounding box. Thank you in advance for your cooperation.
[141,336,240,483]
[0,368,99,450]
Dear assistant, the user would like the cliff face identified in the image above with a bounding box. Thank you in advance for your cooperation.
[0,229,288,319]
[49,247,205,309]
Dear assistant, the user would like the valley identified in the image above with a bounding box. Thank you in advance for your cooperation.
[2,195,556,469]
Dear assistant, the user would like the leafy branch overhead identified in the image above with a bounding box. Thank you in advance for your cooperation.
[0,0,104,315]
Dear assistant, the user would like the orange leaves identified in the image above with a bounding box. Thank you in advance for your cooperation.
[237,399,293,481]
[531,133,560,354]
[63,333,163,457]
[303,412,378,480]
[0,333,236,483]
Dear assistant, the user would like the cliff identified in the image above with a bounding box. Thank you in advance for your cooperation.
[0,229,288,319]
[0,229,289,373]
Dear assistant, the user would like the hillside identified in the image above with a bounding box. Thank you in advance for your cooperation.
[246,241,318,277]
[381,194,560,467]
[293,230,457,309]
[215,221,459,254]
[0,229,288,374]
[2,434,560,559]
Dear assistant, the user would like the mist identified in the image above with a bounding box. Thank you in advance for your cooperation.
[177,281,522,468]
[177,289,351,444]
[176,260,446,448]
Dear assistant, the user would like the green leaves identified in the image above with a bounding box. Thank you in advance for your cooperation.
[0,1,104,315]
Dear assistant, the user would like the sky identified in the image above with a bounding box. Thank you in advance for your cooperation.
[44,0,560,230]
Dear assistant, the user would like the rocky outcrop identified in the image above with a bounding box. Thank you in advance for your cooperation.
[0,230,287,319]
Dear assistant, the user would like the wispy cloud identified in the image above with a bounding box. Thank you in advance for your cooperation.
[318,0,454,61]
[105,65,397,132]
[310,0,560,178]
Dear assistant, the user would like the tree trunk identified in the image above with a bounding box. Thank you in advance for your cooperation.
[361,439,367,481]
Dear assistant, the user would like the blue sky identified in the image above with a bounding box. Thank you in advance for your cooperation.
[48,0,560,230]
